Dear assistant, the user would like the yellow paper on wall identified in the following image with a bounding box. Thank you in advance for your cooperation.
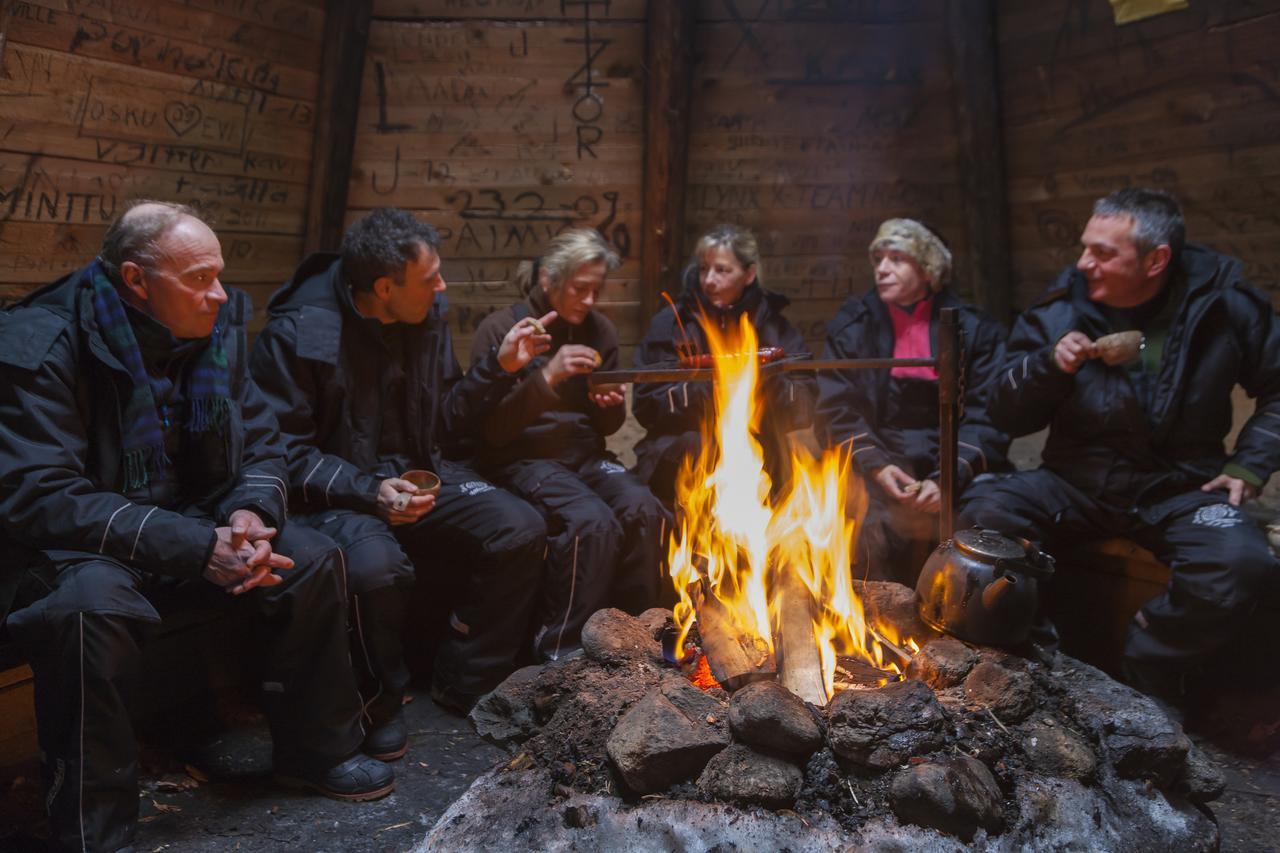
[1109,0,1190,26]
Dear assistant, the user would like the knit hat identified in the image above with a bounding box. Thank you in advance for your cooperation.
[869,219,952,291]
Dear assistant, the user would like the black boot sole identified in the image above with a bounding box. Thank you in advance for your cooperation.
[273,773,396,802]
[364,741,408,762]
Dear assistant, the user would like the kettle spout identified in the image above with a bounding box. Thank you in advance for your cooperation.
[981,573,1019,612]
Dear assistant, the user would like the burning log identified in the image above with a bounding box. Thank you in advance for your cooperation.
[834,656,901,691]
[692,581,775,691]
[772,567,828,707]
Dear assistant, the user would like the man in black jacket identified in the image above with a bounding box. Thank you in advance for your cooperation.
[0,202,391,853]
[250,208,548,741]
[960,188,1280,701]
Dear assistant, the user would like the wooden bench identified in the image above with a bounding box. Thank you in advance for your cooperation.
[1049,538,1172,676]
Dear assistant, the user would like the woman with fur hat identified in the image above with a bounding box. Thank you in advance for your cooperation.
[815,219,1011,586]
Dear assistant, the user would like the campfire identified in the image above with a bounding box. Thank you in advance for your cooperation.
[666,315,915,705]
[431,315,1226,851]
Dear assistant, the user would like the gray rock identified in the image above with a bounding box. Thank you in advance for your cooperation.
[1021,721,1097,781]
[637,607,671,640]
[1176,741,1226,803]
[729,680,823,758]
[581,608,663,666]
[827,679,948,770]
[855,580,941,643]
[1056,661,1190,785]
[470,665,544,747]
[964,661,1035,723]
[605,677,729,793]
[697,744,804,809]
[889,754,1004,841]
[905,638,978,689]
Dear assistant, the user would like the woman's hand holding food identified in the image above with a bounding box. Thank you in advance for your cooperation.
[498,310,556,373]
[542,343,602,389]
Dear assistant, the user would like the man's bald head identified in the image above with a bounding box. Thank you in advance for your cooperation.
[102,200,228,339]
[100,200,205,275]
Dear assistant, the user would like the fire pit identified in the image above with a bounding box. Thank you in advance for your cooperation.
[422,317,1223,851]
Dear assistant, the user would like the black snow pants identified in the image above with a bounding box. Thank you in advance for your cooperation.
[3,523,362,853]
[297,460,546,712]
[959,468,1277,678]
[492,455,669,661]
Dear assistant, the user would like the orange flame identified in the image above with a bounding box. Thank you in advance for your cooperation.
[669,315,902,702]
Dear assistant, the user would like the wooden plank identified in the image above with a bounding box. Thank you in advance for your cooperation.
[0,671,38,769]
[996,0,1280,70]
[695,0,943,25]
[693,19,950,87]
[344,192,642,261]
[0,43,318,168]
[303,0,370,253]
[37,0,324,69]
[183,0,324,41]
[0,152,306,234]
[641,0,697,325]
[0,663,32,690]
[366,19,646,69]
[997,0,1280,307]
[0,221,304,283]
[5,0,320,100]
[373,0,647,21]
[946,0,1012,324]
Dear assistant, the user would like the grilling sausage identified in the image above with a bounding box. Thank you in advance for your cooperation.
[678,346,786,368]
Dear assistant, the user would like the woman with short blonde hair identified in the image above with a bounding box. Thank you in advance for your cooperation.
[470,228,667,661]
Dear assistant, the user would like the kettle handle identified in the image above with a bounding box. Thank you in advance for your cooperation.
[996,536,1055,579]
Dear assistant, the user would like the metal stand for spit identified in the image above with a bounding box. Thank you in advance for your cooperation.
[588,306,964,540]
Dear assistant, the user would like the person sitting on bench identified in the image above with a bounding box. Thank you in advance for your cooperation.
[470,228,668,660]
[0,201,393,853]
[816,218,1011,586]
[250,208,549,719]
[631,223,816,507]
[958,188,1280,707]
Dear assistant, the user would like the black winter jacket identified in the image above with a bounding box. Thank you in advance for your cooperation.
[0,265,288,617]
[249,253,519,513]
[468,286,623,468]
[816,288,1011,492]
[631,271,816,482]
[990,244,1280,505]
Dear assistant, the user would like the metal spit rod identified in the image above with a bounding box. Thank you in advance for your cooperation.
[585,309,963,541]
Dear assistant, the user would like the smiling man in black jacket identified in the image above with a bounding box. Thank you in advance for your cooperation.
[250,208,549,739]
[960,188,1280,703]
[0,202,391,853]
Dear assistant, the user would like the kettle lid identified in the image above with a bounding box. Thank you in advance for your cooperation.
[952,527,1027,562]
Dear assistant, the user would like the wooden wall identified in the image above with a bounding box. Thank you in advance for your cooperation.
[683,0,968,349]
[0,0,329,326]
[998,0,1280,306]
[345,0,647,360]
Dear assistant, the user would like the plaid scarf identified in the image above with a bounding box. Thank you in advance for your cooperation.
[87,259,232,489]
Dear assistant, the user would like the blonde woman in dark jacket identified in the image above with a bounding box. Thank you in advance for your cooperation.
[470,229,668,661]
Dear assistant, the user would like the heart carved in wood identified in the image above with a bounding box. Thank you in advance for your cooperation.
[163,101,203,138]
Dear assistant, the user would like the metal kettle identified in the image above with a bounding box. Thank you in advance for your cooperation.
[915,528,1055,646]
